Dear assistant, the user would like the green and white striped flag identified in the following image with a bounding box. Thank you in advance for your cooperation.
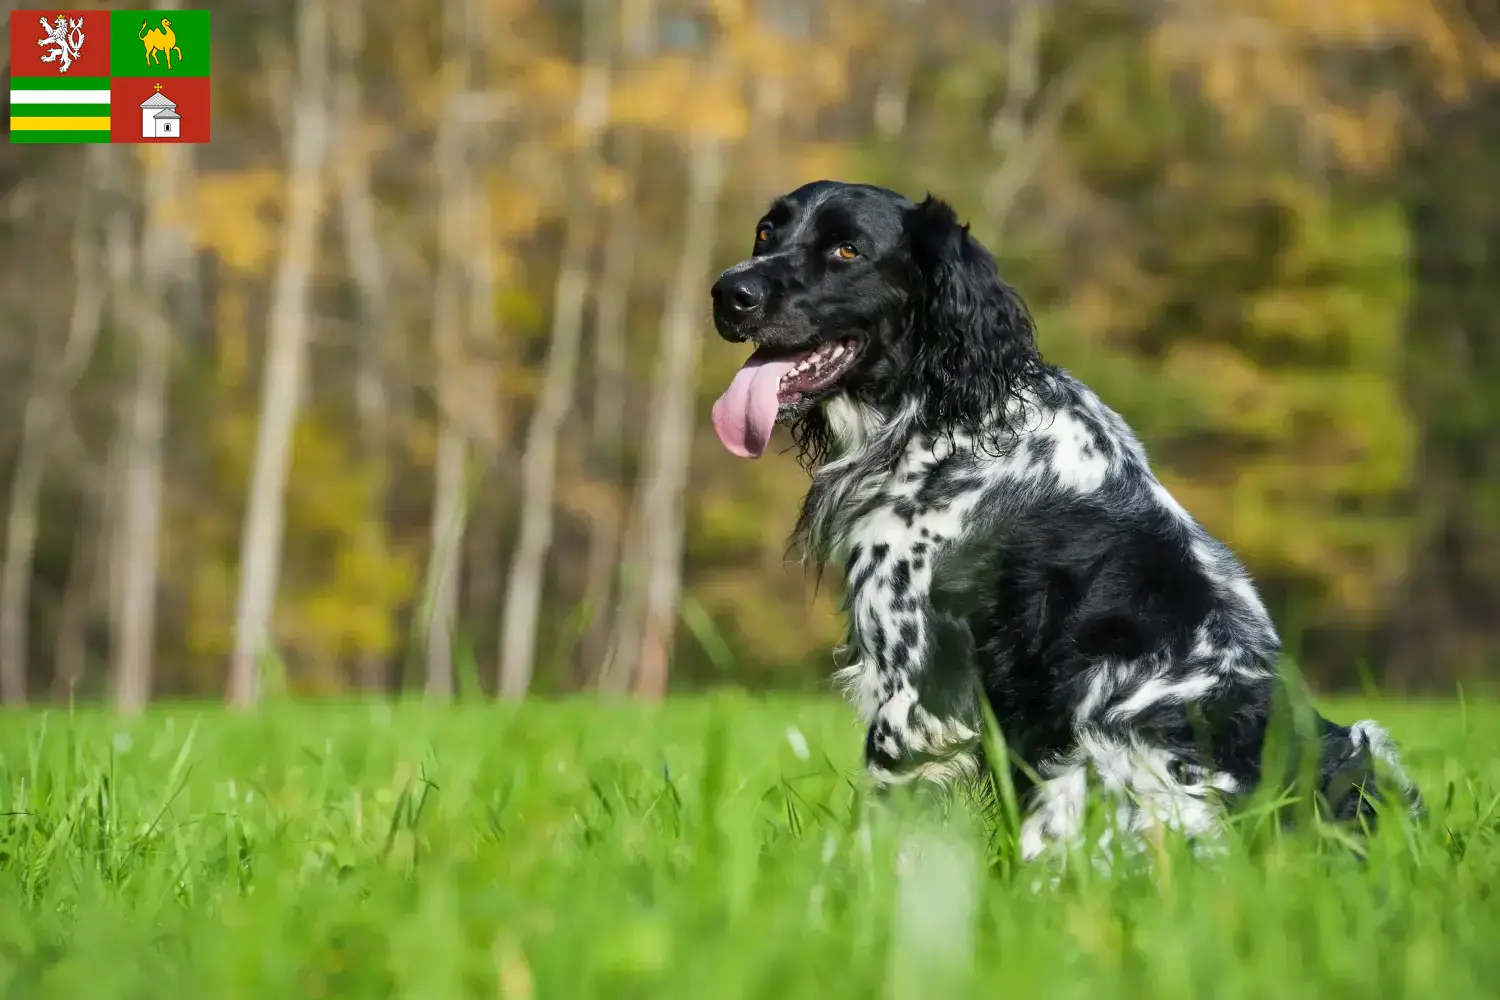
[9,77,112,144]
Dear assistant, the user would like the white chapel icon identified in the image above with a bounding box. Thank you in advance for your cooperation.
[140,84,180,138]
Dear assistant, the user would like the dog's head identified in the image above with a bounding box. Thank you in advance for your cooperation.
[709,180,1042,462]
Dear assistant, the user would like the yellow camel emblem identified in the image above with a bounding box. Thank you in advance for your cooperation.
[138,18,182,69]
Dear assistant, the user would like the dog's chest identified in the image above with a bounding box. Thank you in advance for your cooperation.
[829,480,986,724]
[835,468,987,643]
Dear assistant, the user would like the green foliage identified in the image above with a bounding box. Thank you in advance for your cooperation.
[0,697,1497,996]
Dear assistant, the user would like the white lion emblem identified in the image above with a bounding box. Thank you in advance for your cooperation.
[37,14,86,74]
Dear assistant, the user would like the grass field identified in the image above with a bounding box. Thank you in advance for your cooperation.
[0,694,1497,999]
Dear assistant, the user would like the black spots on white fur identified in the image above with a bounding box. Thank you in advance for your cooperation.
[912,462,985,510]
[943,477,988,503]
[847,545,879,596]
[869,619,889,664]
[1198,610,1236,649]
[1063,401,1117,463]
[865,719,903,767]
[1026,435,1056,469]
[889,559,912,598]
[898,618,920,649]
[1085,427,1116,464]
[919,526,947,547]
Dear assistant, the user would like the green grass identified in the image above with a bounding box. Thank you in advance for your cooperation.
[0,694,1497,999]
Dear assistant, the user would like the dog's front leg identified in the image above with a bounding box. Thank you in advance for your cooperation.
[836,525,982,791]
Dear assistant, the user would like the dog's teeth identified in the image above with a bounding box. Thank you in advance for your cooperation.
[831,346,845,360]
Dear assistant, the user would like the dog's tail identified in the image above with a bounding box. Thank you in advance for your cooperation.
[1317,717,1424,825]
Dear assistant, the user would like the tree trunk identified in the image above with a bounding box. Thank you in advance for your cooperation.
[0,148,107,705]
[96,198,135,697]
[870,0,926,140]
[460,111,503,686]
[496,0,613,699]
[52,463,104,702]
[1,348,53,703]
[606,133,725,698]
[422,0,500,699]
[422,95,467,701]
[575,129,643,687]
[749,0,789,204]
[112,144,191,715]
[982,10,1095,245]
[332,0,395,694]
[423,397,467,700]
[227,0,330,707]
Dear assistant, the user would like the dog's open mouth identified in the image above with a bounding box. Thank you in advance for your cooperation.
[774,338,861,402]
[711,337,863,459]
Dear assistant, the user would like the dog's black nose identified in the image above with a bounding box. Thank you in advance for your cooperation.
[712,271,768,321]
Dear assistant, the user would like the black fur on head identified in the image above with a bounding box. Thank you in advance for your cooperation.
[707,181,1049,564]
[896,195,1046,458]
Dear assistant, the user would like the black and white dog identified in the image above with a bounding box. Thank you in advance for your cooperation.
[708,180,1420,860]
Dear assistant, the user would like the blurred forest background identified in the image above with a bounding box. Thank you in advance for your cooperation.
[1,0,1498,710]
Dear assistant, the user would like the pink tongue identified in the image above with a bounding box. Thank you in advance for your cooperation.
[711,355,797,458]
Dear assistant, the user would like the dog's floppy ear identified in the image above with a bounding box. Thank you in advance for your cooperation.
[904,195,1040,436]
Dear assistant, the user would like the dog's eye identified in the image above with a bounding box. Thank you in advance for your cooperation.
[756,226,771,243]
[834,242,859,260]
